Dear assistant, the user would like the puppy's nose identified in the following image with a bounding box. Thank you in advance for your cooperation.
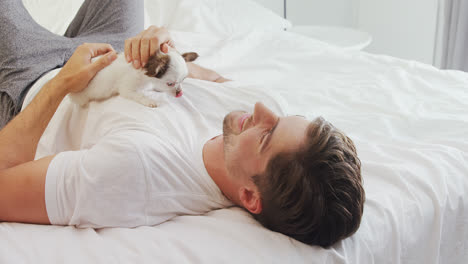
[175,86,183,98]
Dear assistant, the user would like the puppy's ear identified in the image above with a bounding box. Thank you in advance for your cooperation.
[182,52,199,62]
[144,53,170,78]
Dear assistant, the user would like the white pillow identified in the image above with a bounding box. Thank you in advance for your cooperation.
[144,0,291,37]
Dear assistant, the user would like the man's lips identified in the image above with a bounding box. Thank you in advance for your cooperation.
[210,134,221,140]
[239,113,251,131]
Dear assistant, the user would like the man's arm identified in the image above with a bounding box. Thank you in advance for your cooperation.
[0,156,54,224]
[0,79,69,224]
[0,43,117,170]
[187,62,231,83]
[0,43,117,224]
[0,80,68,170]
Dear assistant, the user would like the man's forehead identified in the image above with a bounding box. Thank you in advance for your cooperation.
[272,115,311,145]
[268,115,310,154]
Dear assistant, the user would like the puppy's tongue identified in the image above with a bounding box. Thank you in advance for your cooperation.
[176,91,183,98]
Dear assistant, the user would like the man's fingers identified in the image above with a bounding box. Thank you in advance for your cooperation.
[140,34,152,67]
[89,43,115,58]
[168,39,175,48]
[125,31,144,63]
[160,43,169,53]
[123,27,174,68]
[149,37,160,58]
[131,38,141,69]
[88,51,117,76]
[148,26,173,54]
[78,43,114,60]
[124,39,132,62]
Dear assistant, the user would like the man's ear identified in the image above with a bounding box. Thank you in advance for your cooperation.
[182,52,199,62]
[239,186,262,214]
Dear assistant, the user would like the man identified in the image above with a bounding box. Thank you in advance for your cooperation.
[0,0,364,248]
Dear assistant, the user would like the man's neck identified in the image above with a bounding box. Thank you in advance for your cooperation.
[202,135,241,205]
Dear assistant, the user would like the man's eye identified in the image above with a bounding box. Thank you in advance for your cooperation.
[260,130,270,143]
[167,82,174,86]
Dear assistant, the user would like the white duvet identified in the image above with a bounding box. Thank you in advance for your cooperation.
[1,1,468,263]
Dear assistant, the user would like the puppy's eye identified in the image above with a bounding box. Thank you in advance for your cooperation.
[167,82,175,87]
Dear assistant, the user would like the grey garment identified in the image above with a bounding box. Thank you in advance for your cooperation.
[0,93,16,129]
[0,0,144,129]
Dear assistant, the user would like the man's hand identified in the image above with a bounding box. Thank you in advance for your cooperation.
[124,26,232,83]
[124,26,175,69]
[54,43,117,94]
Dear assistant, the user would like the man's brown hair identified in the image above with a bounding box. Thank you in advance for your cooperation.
[251,117,365,248]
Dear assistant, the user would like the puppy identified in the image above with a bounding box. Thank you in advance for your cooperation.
[69,50,198,107]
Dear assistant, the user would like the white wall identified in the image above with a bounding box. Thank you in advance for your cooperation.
[357,0,439,64]
[253,0,284,17]
[286,0,358,27]
[253,0,440,65]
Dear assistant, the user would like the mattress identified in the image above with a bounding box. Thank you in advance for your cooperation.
[1,1,467,263]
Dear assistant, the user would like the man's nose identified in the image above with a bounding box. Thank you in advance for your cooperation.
[253,102,277,124]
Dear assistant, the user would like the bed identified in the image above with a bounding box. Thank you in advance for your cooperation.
[1,0,467,263]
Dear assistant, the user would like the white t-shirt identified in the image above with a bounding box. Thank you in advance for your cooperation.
[24,71,288,228]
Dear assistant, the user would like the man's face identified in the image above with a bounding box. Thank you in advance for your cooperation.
[222,102,310,184]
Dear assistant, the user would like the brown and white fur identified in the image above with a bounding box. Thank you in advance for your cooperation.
[69,50,198,107]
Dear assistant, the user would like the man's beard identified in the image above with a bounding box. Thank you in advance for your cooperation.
[222,112,236,158]
[222,112,246,177]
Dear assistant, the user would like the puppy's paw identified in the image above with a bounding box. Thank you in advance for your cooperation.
[138,98,158,108]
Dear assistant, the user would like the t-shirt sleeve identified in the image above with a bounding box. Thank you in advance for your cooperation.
[44,134,147,228]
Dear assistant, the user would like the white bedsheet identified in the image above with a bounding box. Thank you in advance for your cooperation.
[2,2,468,263]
